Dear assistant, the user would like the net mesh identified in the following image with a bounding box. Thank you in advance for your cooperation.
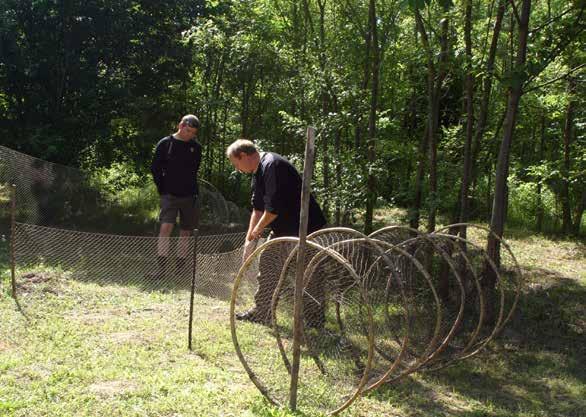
[1,145,523,415]
[0,144,249,235]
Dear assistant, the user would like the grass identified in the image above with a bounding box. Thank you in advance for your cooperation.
[0,218,585,417]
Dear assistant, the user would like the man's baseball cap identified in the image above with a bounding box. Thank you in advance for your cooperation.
[181,114,200,129]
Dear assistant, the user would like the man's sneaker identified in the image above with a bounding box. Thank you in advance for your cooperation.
[235,308,271,326]
[175,257,190,278]
[147,256,168,286]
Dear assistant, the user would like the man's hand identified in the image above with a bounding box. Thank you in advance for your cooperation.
[249,226,263,241]
[242,239,258,264]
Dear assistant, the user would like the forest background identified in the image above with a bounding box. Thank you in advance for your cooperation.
[1,0,584,240]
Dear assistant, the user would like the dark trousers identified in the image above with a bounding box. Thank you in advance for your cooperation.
[253,233,325,327]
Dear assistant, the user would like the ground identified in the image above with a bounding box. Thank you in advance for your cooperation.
[0,217,585,417]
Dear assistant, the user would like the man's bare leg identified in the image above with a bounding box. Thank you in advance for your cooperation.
[157,223,174,256]
[175,229,192,277]
[152,223,174,282]
[177,229,192,258]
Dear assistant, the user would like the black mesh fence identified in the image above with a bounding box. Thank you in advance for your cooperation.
[1,145,523,415]
[0,144,249,235]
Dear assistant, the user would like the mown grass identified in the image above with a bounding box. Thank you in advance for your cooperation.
[0,222,585,417]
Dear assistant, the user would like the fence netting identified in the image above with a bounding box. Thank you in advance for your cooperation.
[1,145,523,416]
[0,144,249,236]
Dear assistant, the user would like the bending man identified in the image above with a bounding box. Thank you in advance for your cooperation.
[226,139,327,326]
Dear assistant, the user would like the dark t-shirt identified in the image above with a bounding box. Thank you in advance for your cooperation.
[252,152,327,237]
[150,136,202,197]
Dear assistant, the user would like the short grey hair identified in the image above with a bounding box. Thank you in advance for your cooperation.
[181,114,200,129]
[226,139,258,158]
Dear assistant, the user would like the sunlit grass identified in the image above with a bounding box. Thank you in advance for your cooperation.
[1,228,585,416]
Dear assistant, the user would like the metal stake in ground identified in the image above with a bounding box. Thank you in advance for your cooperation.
[8,184,26,318]
[289,127,317,410]
[188,229,199,351]
[10,184,16,299]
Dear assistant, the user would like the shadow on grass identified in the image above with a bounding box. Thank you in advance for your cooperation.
[0,239,9,288]
[250,397,326,417]
[366,270,586,417]
[504,226,586,243]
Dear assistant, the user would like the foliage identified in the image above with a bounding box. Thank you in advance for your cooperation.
[0,0,584,235]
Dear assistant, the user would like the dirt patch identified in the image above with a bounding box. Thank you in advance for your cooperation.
[0,340,13,352]
[70,307,129,324]
[16,271,61,295]
[109,331,149,344]
[88,380,138,397]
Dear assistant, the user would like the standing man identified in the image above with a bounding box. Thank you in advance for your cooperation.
[226,139,327,326]
[150,114,202,281]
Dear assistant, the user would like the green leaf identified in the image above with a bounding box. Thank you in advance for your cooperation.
[437,0,454,9]
[404,0,428,11]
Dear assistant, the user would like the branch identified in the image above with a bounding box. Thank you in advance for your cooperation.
[509,0,521,26]
[524,4,586,86]
[530,6,575,34]
[341,0,367,38]
[415,8,434,72]
[419,11,440,40]
[524,63,586,93]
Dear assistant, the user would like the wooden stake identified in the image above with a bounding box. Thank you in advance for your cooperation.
[289,127,317,410]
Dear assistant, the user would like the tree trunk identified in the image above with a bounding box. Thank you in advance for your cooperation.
[487,0,531,276]
[458,0,475,240]
[354,7,372,152]
[536,115,546,232]
[415,5,450,235]
[414,10,436,232]
[561,76,576,234]
[317,0,330,217]
[364,0,379,234]
[410,123,428,230]
[573,191,585,235]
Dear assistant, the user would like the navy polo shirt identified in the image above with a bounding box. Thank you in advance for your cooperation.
[251,152,326,237]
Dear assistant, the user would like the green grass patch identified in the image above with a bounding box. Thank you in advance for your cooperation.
[1,230,585,416]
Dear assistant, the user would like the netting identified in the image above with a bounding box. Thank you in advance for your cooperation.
[1,145,523,416]
[0,144,249,235]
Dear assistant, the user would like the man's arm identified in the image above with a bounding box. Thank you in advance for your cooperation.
[249,210,277,240]
[194,142,202,174]
[246,209,264,241]
[243,209,264,263]
[249,159,279,239]
[150,140,166,194]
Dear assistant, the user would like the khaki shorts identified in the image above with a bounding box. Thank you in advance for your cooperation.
[159,194,199,230]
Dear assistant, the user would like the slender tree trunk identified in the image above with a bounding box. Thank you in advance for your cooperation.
[317,0,330,217]
[561,76,576,234]
[335,127,342,226]
[414,10,435,232]
[487,0,532,275]
[354,14,372,151]
[536,115,546,232]
[458,0,475,240]
[410,123,429,230]
[364,0,379,234]
[573,191,585,235]
[415,5,450,234]
[470,0,506,201]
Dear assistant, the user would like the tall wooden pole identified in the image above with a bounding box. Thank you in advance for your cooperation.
[289,127,317,410]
